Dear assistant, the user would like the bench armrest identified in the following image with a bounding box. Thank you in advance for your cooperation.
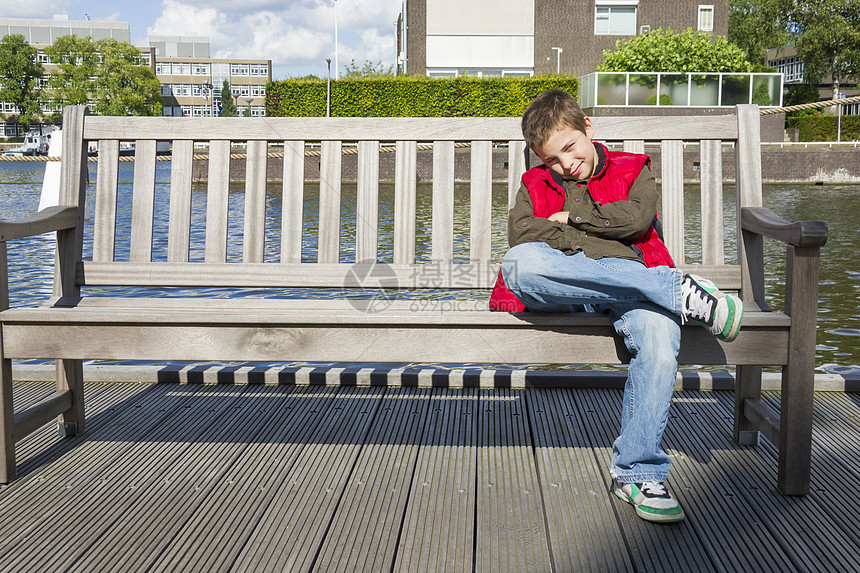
[0,206,79,242]
[741,207,827,248]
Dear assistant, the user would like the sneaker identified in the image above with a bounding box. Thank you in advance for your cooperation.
[611,479,685,523]
[681,274,744,342]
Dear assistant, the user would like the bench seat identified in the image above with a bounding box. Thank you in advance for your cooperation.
[3,299,790,366]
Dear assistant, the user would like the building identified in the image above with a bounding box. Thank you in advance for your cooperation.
[151,36,271,118]
[398,0,728,78]
[0,15,271,134]
[0,15,154,136]
[765,45,859,115]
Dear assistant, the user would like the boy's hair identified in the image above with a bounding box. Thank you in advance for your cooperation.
[521,89,588,149]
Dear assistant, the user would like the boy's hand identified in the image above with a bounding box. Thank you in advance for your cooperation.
[547,211,569,223]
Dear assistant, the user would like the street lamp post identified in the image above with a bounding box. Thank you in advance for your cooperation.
[326,58,331,117]
[244,97,253,117]
[334,0,339,80]
[552,47,563,74]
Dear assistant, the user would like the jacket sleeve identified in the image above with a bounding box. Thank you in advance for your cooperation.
[508,184,582,253]
[567,166,658,240]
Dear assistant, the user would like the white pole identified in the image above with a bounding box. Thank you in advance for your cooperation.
[334,0,339,80]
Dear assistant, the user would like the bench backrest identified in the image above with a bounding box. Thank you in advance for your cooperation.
[56,105,763,302]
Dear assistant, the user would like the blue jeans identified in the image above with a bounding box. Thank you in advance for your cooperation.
[502,242,682,483]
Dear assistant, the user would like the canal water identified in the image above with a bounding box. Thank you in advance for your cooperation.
[0,160,857,376]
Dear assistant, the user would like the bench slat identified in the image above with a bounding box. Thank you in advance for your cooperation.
[318,140,342,263]
[92,139,119,262]
[507,141,526,209]
[75,261,742,290]
[394,141,417,265]
[432,141,455,264]
[661,139,685,265]
[470,141,492,264]
[167,140,193,263]
[243,140,268,263]
[357,140,380,261]
[130,140,157,262]
[81,115,738,142]
[1,321,789,365]
[281,140,304,263]
[622,140,645,154]
[701,140,725,265]
[205,140,231,263]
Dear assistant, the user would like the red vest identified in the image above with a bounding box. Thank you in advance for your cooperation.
[489,144,674,312]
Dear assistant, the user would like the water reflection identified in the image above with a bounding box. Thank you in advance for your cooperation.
[1,162,857,375]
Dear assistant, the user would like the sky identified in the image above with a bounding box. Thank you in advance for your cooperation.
[6,0,403,79]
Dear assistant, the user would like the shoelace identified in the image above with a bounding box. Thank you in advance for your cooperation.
[682,285,715,325]
[640,482,669,498]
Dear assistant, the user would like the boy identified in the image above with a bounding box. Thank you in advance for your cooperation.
[489,89,743,523]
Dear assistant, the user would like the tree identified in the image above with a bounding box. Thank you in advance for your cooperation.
[342,59,394,78]
[90,38,162,116]
[219,80,237,117]
[0,34,44,126]
[782,0,860,101]
[44,35,100,119]
[728,0,791,68]
[596,28,753,73]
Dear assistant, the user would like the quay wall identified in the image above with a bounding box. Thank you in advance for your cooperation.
[199,146,860,185]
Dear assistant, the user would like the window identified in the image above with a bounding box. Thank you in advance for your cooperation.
[769,56,804,83]
[698,5,714,32]
[595,3,638,36]
[171,62,191,75]
[192,63,211,76]
[231,64,250,76]
[250,64,268,77]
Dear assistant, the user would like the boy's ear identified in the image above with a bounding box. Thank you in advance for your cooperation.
[584,116,594,138]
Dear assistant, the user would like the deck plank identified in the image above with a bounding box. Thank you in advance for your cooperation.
[2,382,860,572]
[230,386,382,572]
[149,385,346,572]
[394,389,478,573]
[66,385,285,572]
[0,384,244,571]
[476,389,551,572]
[577,388,721,572]
[527,389,634,572]
[684,391,860,572]
[315,388,431,572]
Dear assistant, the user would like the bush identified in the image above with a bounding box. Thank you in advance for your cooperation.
[266,76,580,117]
[645,94,674,106]
[786,115,860,141]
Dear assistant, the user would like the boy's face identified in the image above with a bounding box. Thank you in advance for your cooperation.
[533,118,596,181]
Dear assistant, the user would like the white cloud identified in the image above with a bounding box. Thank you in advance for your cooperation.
[147,0,401,77]
[4,0,72,19]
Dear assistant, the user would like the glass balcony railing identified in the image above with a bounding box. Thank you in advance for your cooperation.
[579,72,783,108]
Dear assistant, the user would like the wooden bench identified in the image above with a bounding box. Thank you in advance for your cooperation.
[0,104,827,494]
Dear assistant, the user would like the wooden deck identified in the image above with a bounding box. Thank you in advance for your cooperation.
[2,379,859,572]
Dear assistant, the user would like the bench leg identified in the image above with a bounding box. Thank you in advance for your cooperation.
[56,359,84,438]
[778,246,819,496]
[734,365,762,446]
[1,357,14,484]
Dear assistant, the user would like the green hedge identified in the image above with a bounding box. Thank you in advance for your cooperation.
[266,76,579,117]
[786,114,860,142]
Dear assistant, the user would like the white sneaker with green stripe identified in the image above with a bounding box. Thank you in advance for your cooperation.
[611,479,685,523]
[681,274,744,342]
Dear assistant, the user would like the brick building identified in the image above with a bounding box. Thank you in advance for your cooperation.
[398,0,729,78]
